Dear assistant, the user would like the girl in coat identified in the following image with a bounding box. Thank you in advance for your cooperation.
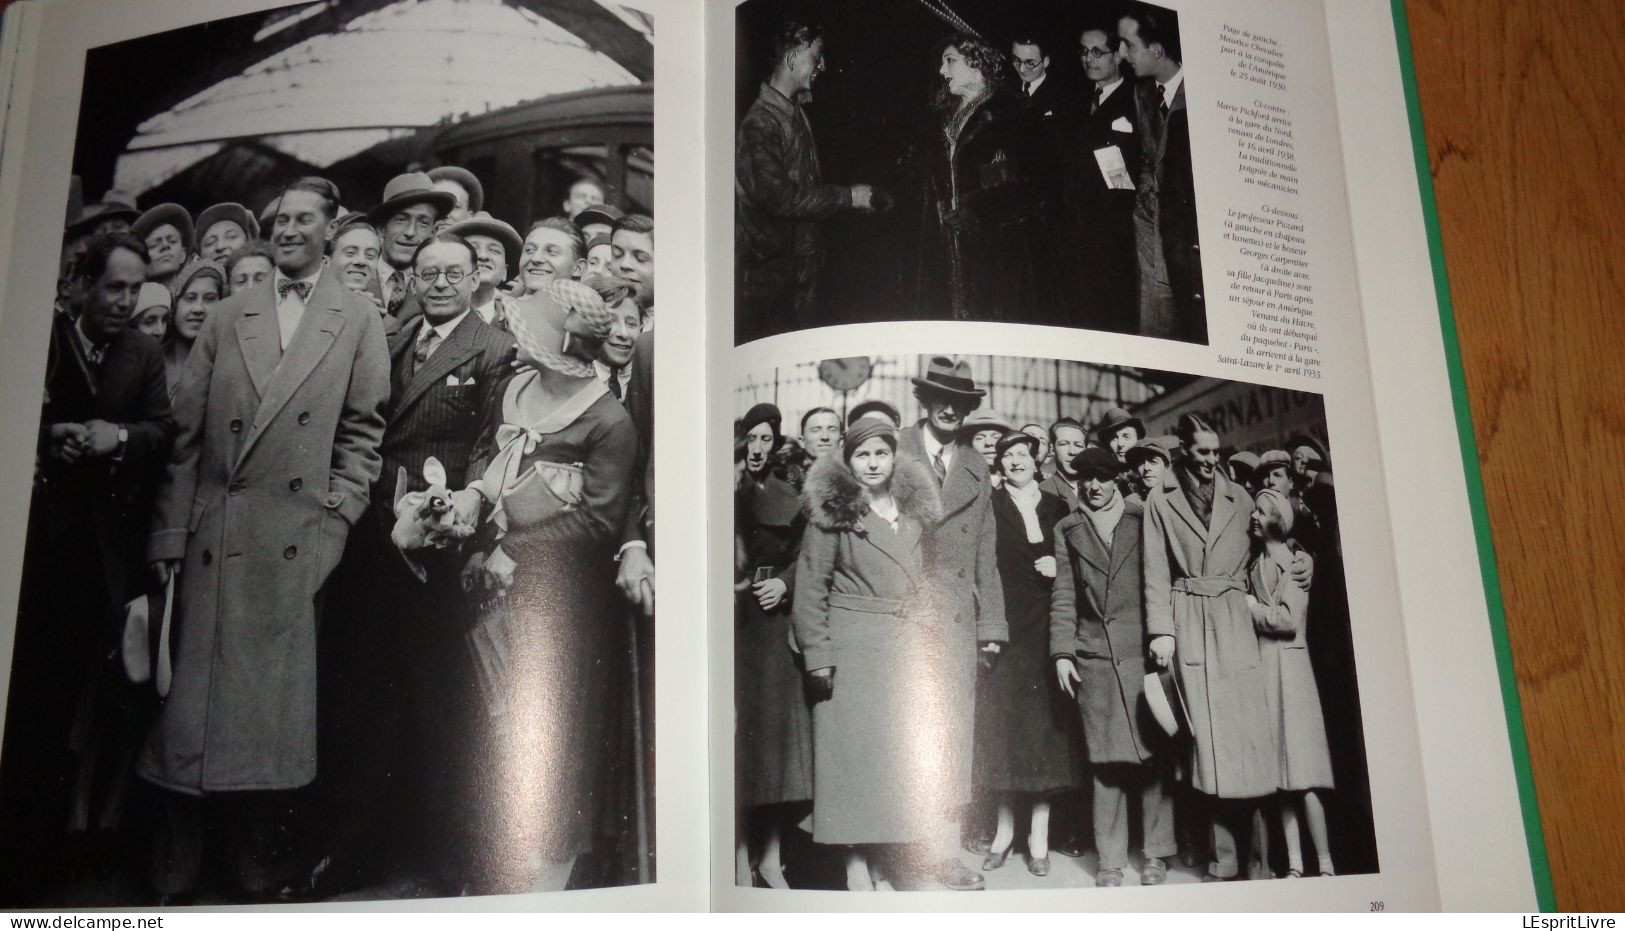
[972,432,1078,876]
[1248,488,1336,878]
[793,418,942,891]
[161,257,224,401]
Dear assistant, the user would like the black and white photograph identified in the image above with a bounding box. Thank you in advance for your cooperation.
[734,0,1206,346]
[732,355,1373,890]
[0,0,656,906]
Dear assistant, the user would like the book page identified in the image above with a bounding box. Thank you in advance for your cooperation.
[713,0,1445,911]
[1324,0,1541,911]
[0,0,706,910]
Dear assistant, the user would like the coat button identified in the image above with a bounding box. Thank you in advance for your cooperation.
[297,412,311,425]
[289,477,303,491]
[202,550,212,565]
[961,525,970,533]
[230,419,243,433]
[957,569,965,579]
[284,545,298,560]
[228,481,245,496]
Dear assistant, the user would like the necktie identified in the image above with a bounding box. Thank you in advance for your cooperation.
[1023,81,1031,97]
[933,450,948,486]
[277,279,312,302]
[414,329,440,364]
[1158,84,1170,117]
[85,343,104,369]
[606,371,623,401]
[387,270,407,316]
[1094,84,1104,114]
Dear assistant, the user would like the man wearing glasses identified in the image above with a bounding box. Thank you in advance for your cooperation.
[304,231,514,897]
[1060,23,1142,332]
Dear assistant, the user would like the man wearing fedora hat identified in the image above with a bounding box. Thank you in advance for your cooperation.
[368,171,458,319]
[897,356,1006,892]
[132,204,195,292]
[1095,406,1145,465]
[1050,446,1175,887]
[448,211,522,332]
[427,166,484,225]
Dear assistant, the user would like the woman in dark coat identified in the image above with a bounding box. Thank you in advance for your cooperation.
[973,432,1078,875]
[460,280,637,892]
[734,403,813,889]
[793,419,942,890]
[910,34,1051,323]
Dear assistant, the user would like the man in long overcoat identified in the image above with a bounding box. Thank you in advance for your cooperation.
[896,356,1006,892]
[142,177,389,900]
[1142,415,1275,881]
[1051,447,1173,886]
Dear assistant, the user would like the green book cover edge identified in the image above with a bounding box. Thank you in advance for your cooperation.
[1388,0,1556,912]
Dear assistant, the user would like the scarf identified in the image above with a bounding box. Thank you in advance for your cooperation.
[1083,489,1126,547]
[1005,480,1044,544]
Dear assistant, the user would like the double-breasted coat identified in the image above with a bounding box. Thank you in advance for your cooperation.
[1250,546,1334,792]
[1142,466,1276,799]
[793,452,945,844]
[141,269,390,794]
[1049,498,1161,766]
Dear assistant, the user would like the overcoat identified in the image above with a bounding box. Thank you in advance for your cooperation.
[141,269,390,794]
[1250,546,1334,792]
[792,452,949,844]
[1142,466,1276,799]
[1060,78,1143,333]
[973,485,1081,793]
[1049,498,1161,766]
[735,469,813,809]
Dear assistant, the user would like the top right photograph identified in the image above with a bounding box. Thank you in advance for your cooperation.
[734,0,1204,346]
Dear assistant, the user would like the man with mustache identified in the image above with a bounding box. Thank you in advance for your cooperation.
[367,172,457,320]
[141,176,389,903]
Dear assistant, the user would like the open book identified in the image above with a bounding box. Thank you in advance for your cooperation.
[0,0,1551,913]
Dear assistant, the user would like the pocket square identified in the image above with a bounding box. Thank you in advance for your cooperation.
[1112,116,1132,132]
[445,375,460,387]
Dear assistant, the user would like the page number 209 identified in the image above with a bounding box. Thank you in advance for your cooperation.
[1370,902,1386,912]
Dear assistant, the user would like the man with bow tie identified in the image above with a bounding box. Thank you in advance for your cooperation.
[140,176,389,903]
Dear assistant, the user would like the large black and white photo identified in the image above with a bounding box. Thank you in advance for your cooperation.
[0,0,656,906]
[734,0,1207,346]
[732,354,1374,890]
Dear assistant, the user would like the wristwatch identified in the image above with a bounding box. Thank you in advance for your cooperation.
[112,426,129,462]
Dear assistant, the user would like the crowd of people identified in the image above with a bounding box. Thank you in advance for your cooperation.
[735,2,1204,343]
[2,165,656,905]
[735,357,1365,891]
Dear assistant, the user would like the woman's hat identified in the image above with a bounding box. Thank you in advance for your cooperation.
[994,430,1040,461]
[131,203,196,252]
[447,211,523,280]
[427,166,485,215]
[958,409,1011,437]
[1125,435,1176,467]
[843,417,898,460]
[910,356,985,400]
[507,278,615,379]
[135,282,172,314]
[740,403,783,443]
[195,202,260,244]
[366,171,458,226]
[848,398,902,428]
[1094,406,1144,443]
[1254,488,1295,534]
[168,256,224,302]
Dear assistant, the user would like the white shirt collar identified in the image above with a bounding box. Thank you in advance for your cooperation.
[593,359,632,391]
[921,427,954,470]
[419,309,470,343]
[1158,69,1184,107]
[272,266,322,304]
[1023,72,1047,95]
[472,293,497,324]
[1095,76,1124,102]
[73,317,104,357]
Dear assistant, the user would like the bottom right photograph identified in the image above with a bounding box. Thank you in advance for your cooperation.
[731,353,1376,892]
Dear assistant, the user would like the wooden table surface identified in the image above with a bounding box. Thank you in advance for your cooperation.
[1406,0,1625,912]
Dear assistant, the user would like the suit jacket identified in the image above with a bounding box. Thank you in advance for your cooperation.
[1013,73,1076,217]
[1134,77,1206,341]
[1060,78,1142,330]
[36,314,175,608]
[1039,470,1081,513]
[619,331,654,551]
[377,312,516,504]
[142,267,390,793]
[898,422,1007,643]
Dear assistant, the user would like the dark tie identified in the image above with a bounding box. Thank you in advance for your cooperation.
[932,450,948,486]
[276,278,312,302]
[1157,84,1170,117]
[606,371,623,401]
[1023,81,1031,97]
[413,329,440,365]
[387,270,408,316]
[1094,84,1104,114]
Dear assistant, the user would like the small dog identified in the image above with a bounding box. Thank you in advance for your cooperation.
[391,457,477,582]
